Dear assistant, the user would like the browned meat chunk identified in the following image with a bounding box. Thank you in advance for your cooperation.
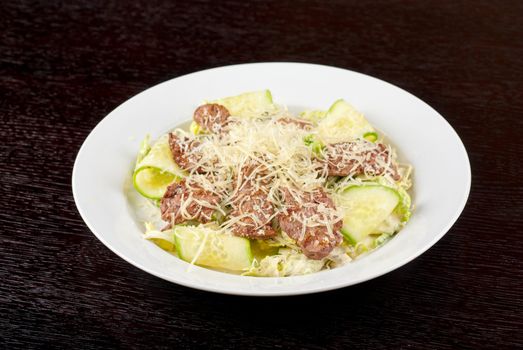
[278,187,342,260]
[168,133,202,171]
[233,158,273,189]
[227,159,276,239]
[276,117,313,130]
[193,103,231,133]
[322,142,401,181]
[229,188,276,239]
[160,179,221,229]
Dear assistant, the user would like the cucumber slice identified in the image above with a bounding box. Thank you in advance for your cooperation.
[210,90,275,118]
[133,134,185,199]
[135,134,152,165]
[133,168,179,199]
[396,187,412,222]
[299,110,326,124]
[374,177,413,222]
[353,233,390,252]
[374,214,402,235]
[134,134,186,176]
[317,99,375,144]
[336,185,400,244]
[175,226,253,271]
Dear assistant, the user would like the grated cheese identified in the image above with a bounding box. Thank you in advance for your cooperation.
[166,113,403,240]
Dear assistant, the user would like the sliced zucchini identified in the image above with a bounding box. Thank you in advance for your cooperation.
[175,226,253,271]
[210,90,276,118]
[299,110,326,124]
[250,240,280,260]
[374,233,392,247]
[374,214,402,235]
[317,99,375,144]
[135,134,152,165]
[133,168,178,200]
[134,134,186,176]
[353,233,391,252]
[396,186,412,222]
[336,185,400,244]
[133,134,185,199]
[374,177,413,223]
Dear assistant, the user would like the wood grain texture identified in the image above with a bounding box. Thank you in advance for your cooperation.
[1,0,522,349]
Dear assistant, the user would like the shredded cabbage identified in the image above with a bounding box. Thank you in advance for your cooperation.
[135,134,151,166]
[143,222,176,251]
[144,222,176,244]
[243,246,351,277]
[299,110,326,124]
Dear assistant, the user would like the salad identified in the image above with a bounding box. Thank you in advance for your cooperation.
[130,90,413,277]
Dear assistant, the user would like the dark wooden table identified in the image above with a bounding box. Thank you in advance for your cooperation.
[2,1,522,349]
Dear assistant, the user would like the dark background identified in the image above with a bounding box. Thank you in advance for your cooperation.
[1,1,522,349]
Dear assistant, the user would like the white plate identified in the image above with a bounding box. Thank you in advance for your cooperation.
[72,62,471,296]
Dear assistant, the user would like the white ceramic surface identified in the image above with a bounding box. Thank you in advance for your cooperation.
[72,62,471,296]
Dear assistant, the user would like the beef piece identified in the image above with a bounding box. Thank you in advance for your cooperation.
[193,103,231,133]
[278,187,342,259]
[322,141,401,180]
[229,188,276,239]
[168,133,202,171]
[160,179,221,229]
[228,159,276,239]
[233,159,273,190]
[276,117,313,130]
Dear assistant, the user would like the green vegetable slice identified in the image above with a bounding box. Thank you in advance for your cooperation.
[175,226,253,271]
[374,177,413,222]
[135,135,152,164]
[133,134,185,200]
[317,99,375,143]
[396,186,412,222]
[336,185,400,244]
[209,90,275,118]
[133,168,178,200]
[299,110,326,124]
